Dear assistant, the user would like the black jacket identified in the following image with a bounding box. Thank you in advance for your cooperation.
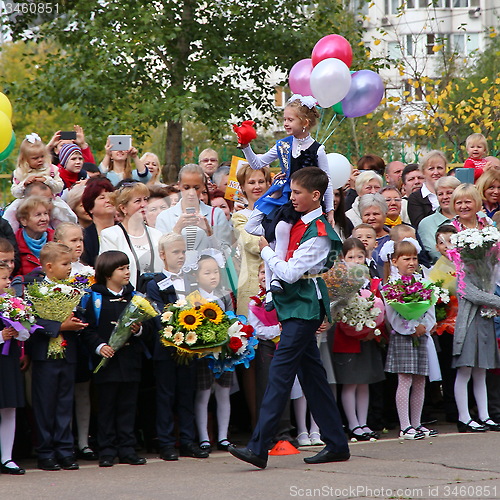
[80,283,145,383]
[407,189,433,229]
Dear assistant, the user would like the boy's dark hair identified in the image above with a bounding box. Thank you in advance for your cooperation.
[40,242,71,268]
[290,167,328,197]
[435,224,457,242]
[342,237,367,257]
[95,251,129,285]
[401,164,419,184]
[0,238,14,253]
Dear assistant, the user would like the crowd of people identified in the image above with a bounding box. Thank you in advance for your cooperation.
[0,105,500,473]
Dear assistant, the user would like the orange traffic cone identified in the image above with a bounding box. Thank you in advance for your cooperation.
[269,440,300,456]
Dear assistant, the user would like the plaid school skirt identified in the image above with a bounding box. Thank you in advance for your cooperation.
[385,332,429,376]
[197,358,233,390]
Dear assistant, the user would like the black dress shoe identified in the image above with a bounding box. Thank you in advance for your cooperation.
[1,460,25,475]
[78,446,98,461]
[479,419,500,431]
[119,454,146,465]
[457,419,488,433]
[160,446,179,461]
[59,457,79,470]
[179,443,209,458]
[99,456,115,467]
[228,445,267,469]
[38,458,61,471]
[217,440,231,451]
[303,448,350,464]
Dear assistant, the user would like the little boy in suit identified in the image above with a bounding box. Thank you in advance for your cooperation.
[229,167,349,468]
[146,233,208,461]
[28,242,87,471]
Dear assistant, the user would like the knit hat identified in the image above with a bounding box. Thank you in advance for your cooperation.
[59,143,82,168]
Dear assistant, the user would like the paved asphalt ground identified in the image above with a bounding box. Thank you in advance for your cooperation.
[3,423,500,500]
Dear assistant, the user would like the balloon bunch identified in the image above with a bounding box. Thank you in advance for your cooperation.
[289,34,384,142]
[0,93,15,162]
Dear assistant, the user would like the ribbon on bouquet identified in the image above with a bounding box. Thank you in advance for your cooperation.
[0,315,41,355]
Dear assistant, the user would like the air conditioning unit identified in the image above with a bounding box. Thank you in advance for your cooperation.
[381,16,390,26]
[468,7,480,18]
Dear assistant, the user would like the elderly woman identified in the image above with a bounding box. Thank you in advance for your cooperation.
[408,150,447,228]
[66,182,93,229]
[418,176,461,263]
[145,185,171,228]
[379,185,406,228]
[99,182,163,288]
[15,196,54,275]
[359,193,390,275]
[345,171,383,227]
[155,164,233,254]
[450,183,492,232]
[476,169,500,219]
[81,178,116,267]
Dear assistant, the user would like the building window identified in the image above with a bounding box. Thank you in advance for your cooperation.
[449,33,479,55]
[388,41,402,59]
[406,35,414,56]
[426,34,435,54]
[452,0,479,7]
[385,0,401,14]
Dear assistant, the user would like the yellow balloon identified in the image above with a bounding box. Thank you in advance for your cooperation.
[0,93,12,120]
[0,111,13,152]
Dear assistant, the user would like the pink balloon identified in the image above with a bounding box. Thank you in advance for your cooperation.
[312,34,353,68]
[289,58,313,96]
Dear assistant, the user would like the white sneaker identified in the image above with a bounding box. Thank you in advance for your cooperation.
[309,432,324,446]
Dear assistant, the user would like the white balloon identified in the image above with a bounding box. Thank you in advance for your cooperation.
[327,153,352,190]
[310,58,351,108]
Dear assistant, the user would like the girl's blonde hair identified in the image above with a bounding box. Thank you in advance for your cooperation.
[141,152,162,183]
[392,240,418,260]
[285,99,320,130]
[54,222,83,242]
[466,133,488,154]
[449,183,482,215]
[16,138,52,174]
[109,153,132,179]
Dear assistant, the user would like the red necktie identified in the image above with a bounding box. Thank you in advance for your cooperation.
[285,220,307,261]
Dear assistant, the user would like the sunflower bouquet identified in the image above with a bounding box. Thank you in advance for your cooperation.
[25,281,85,359]
[206,312,258,378]
[159,292,231,362]
[94,293,159,373]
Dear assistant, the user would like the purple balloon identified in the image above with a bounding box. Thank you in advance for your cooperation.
[289,58,313,96]
[341,70,384,118]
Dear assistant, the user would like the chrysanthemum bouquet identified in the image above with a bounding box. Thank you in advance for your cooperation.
[94,293,159,372]
[25,281,85,359]
[0,293,38,355]
[323,262,367,318]
[207,312,258,377]
[448,226,500,317]
[336,289,384,340]
[159,292,230,362]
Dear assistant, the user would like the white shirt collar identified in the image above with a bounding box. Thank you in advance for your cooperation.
[107,287,124,296]
[301,207,323,225]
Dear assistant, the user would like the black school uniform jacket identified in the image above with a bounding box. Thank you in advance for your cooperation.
[80,283,144,384]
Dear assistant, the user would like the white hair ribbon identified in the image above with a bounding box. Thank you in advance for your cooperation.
[401,237,422,254]
[288,94,318,109]
[379,240,395,263]
[25,133,41,144]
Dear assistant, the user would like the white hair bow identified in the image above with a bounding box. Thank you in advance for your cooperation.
[379,237,422,262]
[199,248,226,268]
[288,94,318,109]
[25,133,41,144]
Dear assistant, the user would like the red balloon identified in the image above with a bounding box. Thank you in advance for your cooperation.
[311,34,353,68]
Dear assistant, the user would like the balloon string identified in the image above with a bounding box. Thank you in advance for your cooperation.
[319,113,337,144]
[321,116,346,146]
[316,108,325,141]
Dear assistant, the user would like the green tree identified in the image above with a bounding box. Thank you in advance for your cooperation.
[3,0,315,181]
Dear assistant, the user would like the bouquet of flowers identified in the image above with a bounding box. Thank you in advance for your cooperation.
[159,292,231,363]
[68,266,96,290]
[323,262,368,318]
[336,289,384,340]
[382,275,447,321]
[207,312,258,377]
[448,226,500,317]
[25,281,85,359]
[0,293,39,355]
[94,293,159,373]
